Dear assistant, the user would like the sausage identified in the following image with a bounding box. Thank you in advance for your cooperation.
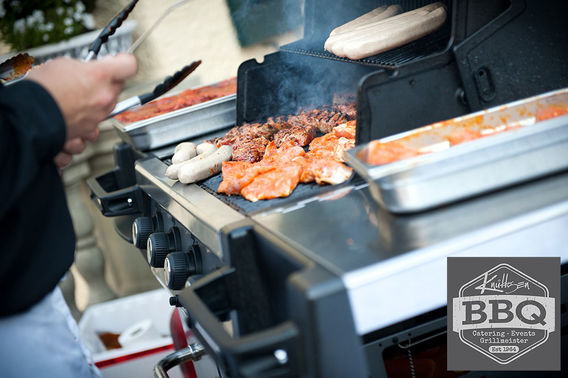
[341,5,446,60]
[327,3,442,55]
[178,145,233,184]
[174,142,194,154]
[172,142,197,163]
[324,4,413,53]
[326,5,401,45]
[196,142,217,155]
[325,3,446,59]
[166,143,218,180]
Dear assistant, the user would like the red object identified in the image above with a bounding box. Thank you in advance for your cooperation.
[114,77,237,124]
[95,344,174,369]
[170,309,198,378]
[536,104,568,121]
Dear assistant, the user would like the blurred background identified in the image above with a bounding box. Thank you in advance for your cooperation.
[1,0,303,89]
[0,0,303,316]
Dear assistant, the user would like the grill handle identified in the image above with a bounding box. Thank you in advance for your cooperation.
[87,173,143,217]
[153,343,205,378]
[176,266,300,378]
[86,143,144,217]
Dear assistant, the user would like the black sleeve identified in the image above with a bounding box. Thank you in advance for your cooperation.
[0,80,66,217]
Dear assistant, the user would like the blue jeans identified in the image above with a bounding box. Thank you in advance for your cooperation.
[0,286,101,378]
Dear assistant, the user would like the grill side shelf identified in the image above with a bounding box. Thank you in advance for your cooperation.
[87,143,146,217]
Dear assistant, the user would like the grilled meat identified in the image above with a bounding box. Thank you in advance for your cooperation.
[218,123,355,201]
[294,156,353,185]
[273,124,317,147]
[213,103,356,161]
[241,164,303,202]
[217,161,274,195]
[231,136,270,163]
[333,120,356,139]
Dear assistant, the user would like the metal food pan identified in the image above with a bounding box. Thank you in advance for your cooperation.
[112,93,236,151]
[345,88,568,213]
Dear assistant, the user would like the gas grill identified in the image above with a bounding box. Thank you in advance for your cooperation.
[89,0,568,376]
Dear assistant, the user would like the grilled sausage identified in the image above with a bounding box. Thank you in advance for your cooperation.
[328,3,442,56]
[325,5,402,51]
[166,143,218,180]
[326,3,446,59]
[178,145,233,184]
[196,142,217,155]
[172,142,197,163]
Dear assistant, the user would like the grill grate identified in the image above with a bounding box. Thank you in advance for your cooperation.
[163,157,352,215]
[280,27,450,70]
[198,171,349,215]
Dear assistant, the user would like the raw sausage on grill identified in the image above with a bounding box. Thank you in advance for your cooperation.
[178,145,233,184]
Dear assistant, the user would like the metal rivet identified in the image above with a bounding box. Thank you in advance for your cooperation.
[274,349,288,365]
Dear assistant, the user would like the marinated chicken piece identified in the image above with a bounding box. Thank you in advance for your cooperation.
[218,161,274,195]
[334,137,355,162]
[294,156,353,185]
[308,133,354,162]
[309,133,338,152]
[260,141,306,165]
[241,164,303,202]
[309,158,353,185]
[367,140,422,165]
[333,120,357,139]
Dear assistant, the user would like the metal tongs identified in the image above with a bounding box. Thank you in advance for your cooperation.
[85,0,196,118]
[108,60,201,118]
[2,0,196,117]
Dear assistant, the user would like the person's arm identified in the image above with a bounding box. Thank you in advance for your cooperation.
[0,54,137,216]
[0,81,66,217]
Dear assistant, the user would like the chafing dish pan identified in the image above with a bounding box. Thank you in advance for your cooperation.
[112,93,236,151]
[345,88,568,213]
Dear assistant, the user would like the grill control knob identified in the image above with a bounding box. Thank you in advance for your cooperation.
[147,228,182,268]
[164,248,202,290]
[132,213,164,249]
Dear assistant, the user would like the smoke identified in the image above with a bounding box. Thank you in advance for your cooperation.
[227,0,304,47]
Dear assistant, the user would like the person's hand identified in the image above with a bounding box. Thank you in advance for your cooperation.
[27,53,137,141]
[53,123,102,172]
[53,137,89,172]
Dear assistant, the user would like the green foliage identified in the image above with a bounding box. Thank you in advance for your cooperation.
[0,0,97,50]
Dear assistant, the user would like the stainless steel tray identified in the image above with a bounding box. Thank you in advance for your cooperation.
[111,93,236,151]
[345,88,568,213]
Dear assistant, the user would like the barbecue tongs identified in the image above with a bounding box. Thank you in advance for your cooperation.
[85,0,197,118]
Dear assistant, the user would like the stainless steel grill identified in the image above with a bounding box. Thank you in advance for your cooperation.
[88,0,568,376]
